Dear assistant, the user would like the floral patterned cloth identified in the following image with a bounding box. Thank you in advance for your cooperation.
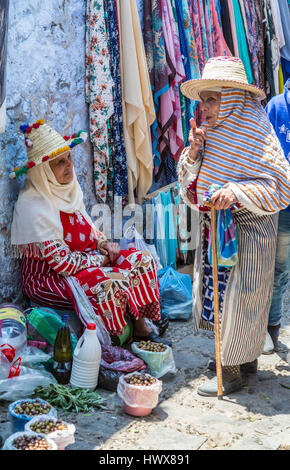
[85,0,114,203]
[105,0,128,203]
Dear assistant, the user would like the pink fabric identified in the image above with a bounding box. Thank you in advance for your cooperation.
[160,0,186,161]
[209,0,232,56]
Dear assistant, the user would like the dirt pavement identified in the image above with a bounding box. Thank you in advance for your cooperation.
[1,290,289,451]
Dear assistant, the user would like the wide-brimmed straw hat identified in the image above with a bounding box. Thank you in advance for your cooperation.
[9,119,88,179]
[180,56,266,101]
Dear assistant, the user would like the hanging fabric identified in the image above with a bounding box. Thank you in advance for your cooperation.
[118,0,156,205]
[104,0,128,205]
[0,0,9,134]
[231,0,253,84]
[154,0,186,184]
[219,0,235,55]
[143,0,169,169]
[174,0,201,146]
[85,0,114,203]
[208,0,232,57]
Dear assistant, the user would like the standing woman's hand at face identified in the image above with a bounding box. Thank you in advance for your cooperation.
[188,118,207,163]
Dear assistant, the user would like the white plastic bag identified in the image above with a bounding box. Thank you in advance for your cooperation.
[121,225,163,270]
[66,276,111,345]
[0,367,57,401]
[3,431,57,450]
[117,372,162,409]
[131,342,177,379]
[25,415,75,450]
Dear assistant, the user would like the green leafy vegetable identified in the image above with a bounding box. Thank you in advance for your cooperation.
[33,384,107,413]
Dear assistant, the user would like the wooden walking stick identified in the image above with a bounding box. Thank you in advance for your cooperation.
[205,202,223,399]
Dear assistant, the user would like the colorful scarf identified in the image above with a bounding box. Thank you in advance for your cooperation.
[174,0,200,144]
[144,0,169,167]
[158,0,185,176]
[105,0,128,203]
[85,0,114,203]
[196,89,290,213]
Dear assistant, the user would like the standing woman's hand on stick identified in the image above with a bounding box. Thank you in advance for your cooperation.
[188,118,207,163]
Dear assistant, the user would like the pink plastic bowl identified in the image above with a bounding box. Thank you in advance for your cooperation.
[123,402,152,417]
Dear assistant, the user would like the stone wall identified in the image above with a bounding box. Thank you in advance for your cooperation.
[0,0,97,302]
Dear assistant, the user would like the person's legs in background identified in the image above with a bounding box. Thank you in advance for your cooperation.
[264,210,290,353]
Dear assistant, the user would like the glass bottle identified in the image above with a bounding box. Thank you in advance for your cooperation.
[52,314,73,385]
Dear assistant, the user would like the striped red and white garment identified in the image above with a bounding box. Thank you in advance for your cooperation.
[21,211,161,335]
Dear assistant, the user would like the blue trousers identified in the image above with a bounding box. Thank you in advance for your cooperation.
[268,210,290,326]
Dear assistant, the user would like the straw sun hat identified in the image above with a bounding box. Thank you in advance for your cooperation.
[9,119,88,179]
[180,56,266,101]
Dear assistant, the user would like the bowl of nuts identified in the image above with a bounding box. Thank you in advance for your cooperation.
[25,415,75,450]
[117,372,162,417]
[2,431,57,451]
[8,398,57,433]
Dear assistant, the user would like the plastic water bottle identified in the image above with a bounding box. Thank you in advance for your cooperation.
[0,304,27,354]
[52,314,73,385]
[70,323,101,390]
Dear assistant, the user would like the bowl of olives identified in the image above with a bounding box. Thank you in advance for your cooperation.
[2,431,57,451]
[9,398,57,433]
[25,415,76,450]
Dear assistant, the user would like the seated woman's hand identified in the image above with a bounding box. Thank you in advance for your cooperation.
[210,188,237,210]
[99,242,121,264]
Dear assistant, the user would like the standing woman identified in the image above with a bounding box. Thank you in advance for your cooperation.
[178,57,290,396]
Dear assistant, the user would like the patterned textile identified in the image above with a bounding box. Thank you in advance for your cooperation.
[202,229,231,325]
[85,0,114,202]
[208,0,232,57]
[21,211,161,336]
[144,0,169,167]
[174,0,200,145]
[253,0,267,92]
[192,89,290,213]
[155,0,185,183]
[105,0,128,202]
[242,0,261,87]
[188,0,206,73]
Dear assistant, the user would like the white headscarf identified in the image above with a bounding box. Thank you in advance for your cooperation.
[11,160,96,256]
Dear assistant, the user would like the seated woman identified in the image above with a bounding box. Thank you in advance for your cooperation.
[10,120,164,343]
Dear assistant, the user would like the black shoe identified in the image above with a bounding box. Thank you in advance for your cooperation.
[153,318,169,336]
[240,359,258,375]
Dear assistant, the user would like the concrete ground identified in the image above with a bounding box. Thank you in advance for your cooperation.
[1,288,289,451]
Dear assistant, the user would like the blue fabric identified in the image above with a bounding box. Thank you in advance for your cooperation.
[205,184,239,266]
[202,240,231,325]
[158,265,192,320]
[265,78,290,212]
[268,210,290,326]
[208,209,238,267]
[153,191,178,269]
[160,191,178,269]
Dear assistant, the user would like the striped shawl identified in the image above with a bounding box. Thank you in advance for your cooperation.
[195,89,290,214]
